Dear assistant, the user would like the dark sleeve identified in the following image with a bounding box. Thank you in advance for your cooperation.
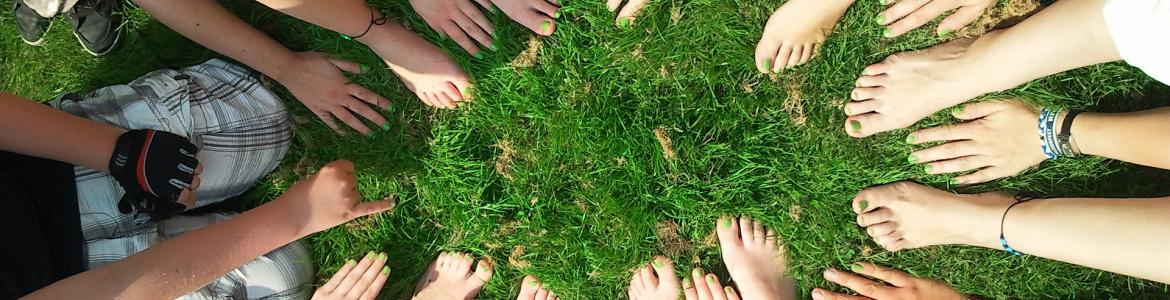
[0,151,83,299]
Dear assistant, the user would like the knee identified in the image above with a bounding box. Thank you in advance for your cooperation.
[242,241,315,298]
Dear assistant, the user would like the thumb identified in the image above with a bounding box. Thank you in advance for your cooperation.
[952,100,1009,120]
[329,58,364,74]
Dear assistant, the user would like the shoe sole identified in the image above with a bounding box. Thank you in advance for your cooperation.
[74,22,122,56]
[20,21,51,47]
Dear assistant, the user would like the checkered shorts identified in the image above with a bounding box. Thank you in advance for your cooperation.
[51,59,313,299]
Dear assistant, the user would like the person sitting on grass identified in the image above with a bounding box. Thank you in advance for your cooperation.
[12,0,124,56]
[753,0,996,73]
[133,0,473,137]
[0,59,392,299]
[844,0,1169,138]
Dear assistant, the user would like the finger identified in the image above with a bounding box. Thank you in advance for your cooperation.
[359,263,390,300]
[952,100,1011,120]
[458,1,496,41]
[704,274,727,300]
[910,141,981,164]
[683,275,699,300]
[451,11,493,49]
[441,21,481,55]
[691,268,711,300]
[724,287,741,300]
[342,98,389,131]
[312,108,344,135]
[420,15,443,36]
[331,108,373,136]
[345,253,388,299]
[909,123,975,145]
[349,85,392,111]
[177,189,196,207]
[925,155,989,175]
[822,268,893,299]
[937,4,990,35]
[193,163,203,175]
[886,0,951,37]
[879,0,928,28]
[336,252,378,293]
[353,197,396,219]
[954,166,1011,185]
[856,208,892,227]
[326,159,356,174]
[189,175,202,191]
[329,58,364,74]
[320,259,358,294]
[852,262,914,287]
[616,0,647,26]
[811,288,871,300]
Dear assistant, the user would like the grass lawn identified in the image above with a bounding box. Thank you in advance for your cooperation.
[4,0,1170,299]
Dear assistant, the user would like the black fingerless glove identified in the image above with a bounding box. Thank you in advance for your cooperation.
[108,129,199,221]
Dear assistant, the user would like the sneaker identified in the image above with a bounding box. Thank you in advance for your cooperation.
[13,0,52,46]
[66,0,124,56]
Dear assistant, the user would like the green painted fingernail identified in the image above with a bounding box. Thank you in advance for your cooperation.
[907,155,918,164]
[952,105,964,114]
[542,20,552,33]
[706,275,715,283]
[721,218,732,227]
[381,123,391,131]
[475,52,484,60]
[875,16,885,25]
[883,28,893,38]
[924,165,933,173]
[366,251,375,258]
[653,260,663,267]
[939,28,952,37]
[859,200,868,211]
[618,18,629,28]
[850,263,864,272]
[850,120,862,133]
[381,266,390,274]
[553,10,561,18]
[378,252,387,260]
[906,134,916,144]
[346,259,356,265]
[682,277,693,288]
[490,42,498,51]
[879,0,888,5]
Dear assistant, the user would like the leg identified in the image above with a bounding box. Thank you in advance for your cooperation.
[57,59,291,240]
[845,0,1123,138]
[714,216,796,300]
[412,252,494,299]
[853,182,1170,284]
[251,0,473,109]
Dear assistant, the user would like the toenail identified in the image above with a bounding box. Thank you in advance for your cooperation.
[859,199,868,211]
[882,28,893,38]
[850,263,864,272]
[360,63,369,73]
[542,20,553,33]
[939,28,952,37]
[475,52,484,60]
[905,134,915,144]
[683,277,693,288]
[924,165,933,173]
[850,120,862,133]
[553,10,561,18]
[874,15,884,25]
[762,58,773,72]
[652,260,664,268]
[907,155,918,164]
[951,105,964,115]
[381,123,391,131]
[618,18,629,28]
[381,266,390,274]
[721,218,732,227]
[490,42,498,51]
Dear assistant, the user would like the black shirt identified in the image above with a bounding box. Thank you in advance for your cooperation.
[0,151,84,299]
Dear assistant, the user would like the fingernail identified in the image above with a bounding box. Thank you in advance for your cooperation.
[381,123,391,131]
[653,260,664,268]
[859,199,868,211]
[812,290,825,300]
[542,20,552,33]
[879,0,888,5]
[883,27,893,38]
[490,42,499,51]
[875,15,884,25]
[823,269,836,279]
[692,268,702,277]
[907,155,918,164]
[360,63,369,73]
[951,178,961,185]
[366,251,375,259]
[706,275,715,283]
[850,120,862,133]
[387,104,397,113]
[924,165,933,173]
[378,252,387,260]
[951,105,964,114]
[475,52,484,60]
[763,58,773,73]
[553,10,561,18]
[850,263,864,272]
[682,277,693,288]
[939,28,952,37]
[382,266,391,274]
[906,134,915,144]
[725,287,734,294]
[346,259,356,265]
[618,18,630,28]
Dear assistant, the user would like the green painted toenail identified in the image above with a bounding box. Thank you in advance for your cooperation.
[850,263,864,272]
[542,20,552,33]
[721,218,732,227]
[381,266,390,274]
[553,10,561,18]
[859,200,868,211]
[924,165,933,173]
[763,59,773,73]
[475,52,484,60]
[683,277,693,288]
[939,28,952,37]
[381,123,390,131]
[907,155,918,164]
[653,260,663,267]
[879,0,888,5]
[875,16,885,25]
[905,134,916,144]
[951,105,964,115]
[387,104,397,113]
[883,28,893,38]
[618,18,630,28]
[850,120,862,133]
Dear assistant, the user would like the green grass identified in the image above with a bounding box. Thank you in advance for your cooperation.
[4,0,1170,299]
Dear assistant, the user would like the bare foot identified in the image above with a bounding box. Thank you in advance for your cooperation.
[492,0,560,36]
[628,256,682,300]
[844,34,992,138]
[683,268,741,300]
[607,0,648,27]
[412,252,494,300]
[360,22,473,110]
[715,216,794,300]
[517,276,559,300]
[852,182,1012,252]
[754,0,854,73]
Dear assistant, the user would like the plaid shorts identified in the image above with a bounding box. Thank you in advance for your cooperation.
[51,59,313,299]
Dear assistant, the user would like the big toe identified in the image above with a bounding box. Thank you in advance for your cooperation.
[472,259,494,285]
[845,113,902,138]
[754,38,782,73]
[716,216,743,249]
[518,276,542,300]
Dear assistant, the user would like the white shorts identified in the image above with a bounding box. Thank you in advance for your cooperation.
[1103,0,1170,84]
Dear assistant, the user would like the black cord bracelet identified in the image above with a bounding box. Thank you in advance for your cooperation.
[999,194,1034,256]
[342,6,388,40]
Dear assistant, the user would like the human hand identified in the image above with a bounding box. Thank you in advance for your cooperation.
[876,0,995,37]
[277,52,392,136]
[812,262,965,300]
[682,268,741,300]
[607,0,648,27]
[312,251,390,300]
[408,0,496,56]
[109,129,202,220]
[276,160,395,237]
[907,100,1046,184]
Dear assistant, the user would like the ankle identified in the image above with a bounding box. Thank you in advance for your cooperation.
[960,193,1015,249]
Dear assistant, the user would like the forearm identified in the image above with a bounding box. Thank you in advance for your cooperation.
[134,0,301,81]
[0,92,122,171]
[1072,108,1170,169]
[26,198,309,299]
[1004,197,1170,284]
[252,0,373,39]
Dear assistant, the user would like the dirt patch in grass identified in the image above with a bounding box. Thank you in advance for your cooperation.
[509,245,531,269]
[653,127,676,161]
[510,36,543,68]
[655,220,692,257]
[495,139,517,180]
[788,205,802,222]
[782,77,808,126]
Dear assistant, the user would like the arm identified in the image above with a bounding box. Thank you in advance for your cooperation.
[25,160,393,299]
[1072,108,1170,169]
[0,92,122,172]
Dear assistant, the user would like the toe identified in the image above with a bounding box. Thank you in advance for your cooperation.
[534,282,550,300]
[704,274,726,300]
[844,113,893,138]
[798,44,814,65]
[651,256,680,290]
[453,253,473,274]
[844,97,881,116]
[639,265,658,287]
[772,44,793,73]
[854,74,888,87]
[630,270,646,292]
[472,259,494,283]
[716,216,742,248]
[519,276,541,300]
[690,268,709,297]
[865,221,898,237]
[754,37,782,73]
[751,219,766,245]
[784,46,803,69]
[857,208,894,227]
[880,238,908,252]
[737,217,755,244]
[861,61,891,76]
